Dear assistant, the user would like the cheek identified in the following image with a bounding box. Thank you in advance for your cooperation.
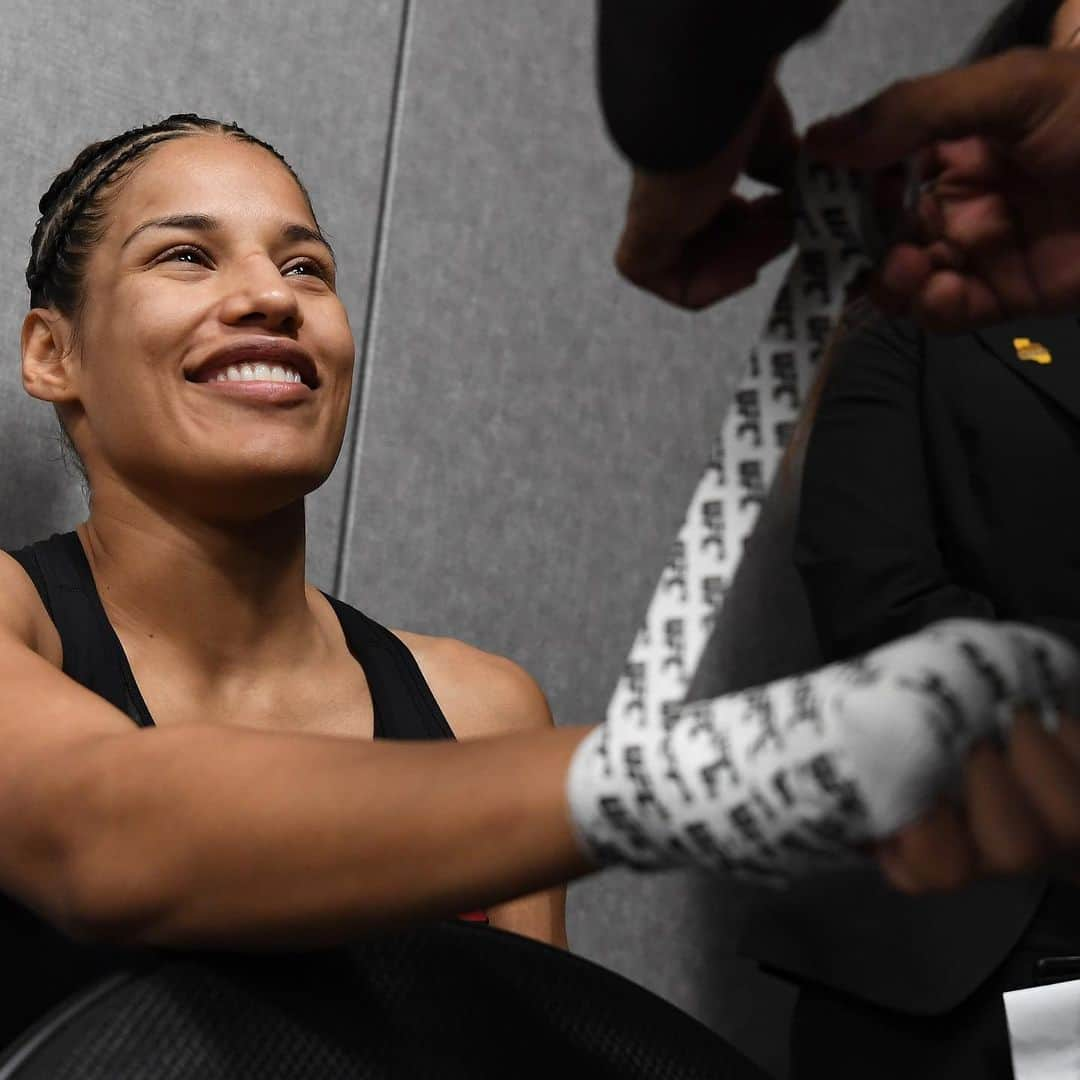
[314,297,355,362]
[123,288,200,363]
[308,300,356,398]
[78,291,197,446]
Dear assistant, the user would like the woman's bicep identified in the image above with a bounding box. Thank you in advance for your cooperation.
[412,636,570,947]
[0,586,134,920]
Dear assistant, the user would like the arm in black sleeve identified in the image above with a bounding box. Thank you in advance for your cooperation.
[597,0,841,172]
[795,317,996,662]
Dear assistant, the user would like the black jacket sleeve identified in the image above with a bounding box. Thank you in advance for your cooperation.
[795,317,996,662]
[596,0,841,172]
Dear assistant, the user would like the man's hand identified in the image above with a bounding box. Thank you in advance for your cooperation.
[877,711,1080,893]
[806,48,1080,332]
[614,79,798,310]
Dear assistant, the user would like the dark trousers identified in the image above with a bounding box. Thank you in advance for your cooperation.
[789,880,1080,1079]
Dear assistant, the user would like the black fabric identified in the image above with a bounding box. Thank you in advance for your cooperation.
[0,921,766,1079]
[742,313,1080,1015]
[596,0,841,171]
[0,530,455,1051]
[5,531,455,740]
[796,314,1080,662]
[788,879,1080,1079]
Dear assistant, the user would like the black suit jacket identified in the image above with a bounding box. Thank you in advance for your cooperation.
[740,314,1080,1015]
[798,313,1080,658]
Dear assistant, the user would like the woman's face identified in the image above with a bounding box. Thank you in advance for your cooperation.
[58,134,355,519]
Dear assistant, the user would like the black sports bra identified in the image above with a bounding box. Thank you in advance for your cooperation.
[6,530,456,740]
[0,529,463,1051]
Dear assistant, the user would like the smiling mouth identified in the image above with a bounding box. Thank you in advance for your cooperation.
[189,359,308,386]
[185,367,314,403]
[186,342,320,389]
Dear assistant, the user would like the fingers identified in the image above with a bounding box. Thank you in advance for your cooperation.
[932,181,1041,321]
[963,733,1053,877]
[912,273,1005,335]
[1009,712,1080,852]
[866,248,1003,333]
[880,713,1080,896]
[678,193,795,310]
[877,799,979,894]
[616,192,794,310]
[805,48,1063,170]
[861,136,1039,328]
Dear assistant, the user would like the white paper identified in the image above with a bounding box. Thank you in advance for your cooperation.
[1004,979,1080,1079]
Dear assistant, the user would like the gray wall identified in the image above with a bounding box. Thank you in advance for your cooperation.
[0,2,999,1075]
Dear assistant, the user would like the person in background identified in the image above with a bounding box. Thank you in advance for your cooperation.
[6,19,1080,1068]
[598,0,1080,331]
[596,0,1080,906]
[766,4,1080,1075]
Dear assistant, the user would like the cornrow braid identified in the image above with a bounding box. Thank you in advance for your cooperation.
[26,113,315,313]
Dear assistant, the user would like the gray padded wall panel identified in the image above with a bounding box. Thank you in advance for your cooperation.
[343,2,1000,1076]
[0,0,403,588]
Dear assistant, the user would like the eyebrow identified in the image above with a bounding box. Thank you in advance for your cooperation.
[120,213,336,267]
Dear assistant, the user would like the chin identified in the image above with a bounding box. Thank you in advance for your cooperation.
[153,458,336,520]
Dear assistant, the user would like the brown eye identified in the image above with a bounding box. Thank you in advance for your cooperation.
[158,245,210,267]
[284,258,331,281]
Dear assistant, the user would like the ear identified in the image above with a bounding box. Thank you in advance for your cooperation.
[22,308,80,404]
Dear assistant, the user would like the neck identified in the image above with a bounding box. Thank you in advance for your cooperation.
[77,490,330,681]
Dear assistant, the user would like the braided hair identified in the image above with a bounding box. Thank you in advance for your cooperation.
[26,113,319,495]
[27,113,317,314]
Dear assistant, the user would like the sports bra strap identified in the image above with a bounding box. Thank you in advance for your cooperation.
[5,533,150,726]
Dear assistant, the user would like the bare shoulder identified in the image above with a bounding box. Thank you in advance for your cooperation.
[0,549,60,664]
[390,629,554,740]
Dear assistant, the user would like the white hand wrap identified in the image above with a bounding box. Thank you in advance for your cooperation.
[566,619,1080,885]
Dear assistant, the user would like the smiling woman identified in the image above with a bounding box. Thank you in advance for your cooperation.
[4,104,1079,1075]
[0,113,599,1051]
[22,116,351,515]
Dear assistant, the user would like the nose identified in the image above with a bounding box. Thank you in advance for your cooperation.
[218,254,304,334]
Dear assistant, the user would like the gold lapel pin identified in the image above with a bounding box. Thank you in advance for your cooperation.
[1013,337,1052,365]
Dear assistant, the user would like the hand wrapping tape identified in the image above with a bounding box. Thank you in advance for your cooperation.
[568,619,1080,885]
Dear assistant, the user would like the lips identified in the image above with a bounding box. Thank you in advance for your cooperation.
[185,339,319,388]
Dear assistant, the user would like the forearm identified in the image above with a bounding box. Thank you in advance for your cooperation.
[569,619,1080,883]
[40,723,594,949]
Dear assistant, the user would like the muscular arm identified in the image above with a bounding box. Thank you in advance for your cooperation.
[597,0,841,171]
[0,554,592,951]
[400,634,568,949]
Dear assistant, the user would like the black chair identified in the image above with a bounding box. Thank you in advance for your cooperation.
[0,921,765,1079]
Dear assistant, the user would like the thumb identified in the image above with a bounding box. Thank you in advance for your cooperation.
[804,47,1061,169]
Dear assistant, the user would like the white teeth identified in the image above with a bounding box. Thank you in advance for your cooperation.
[210,361,304,384]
